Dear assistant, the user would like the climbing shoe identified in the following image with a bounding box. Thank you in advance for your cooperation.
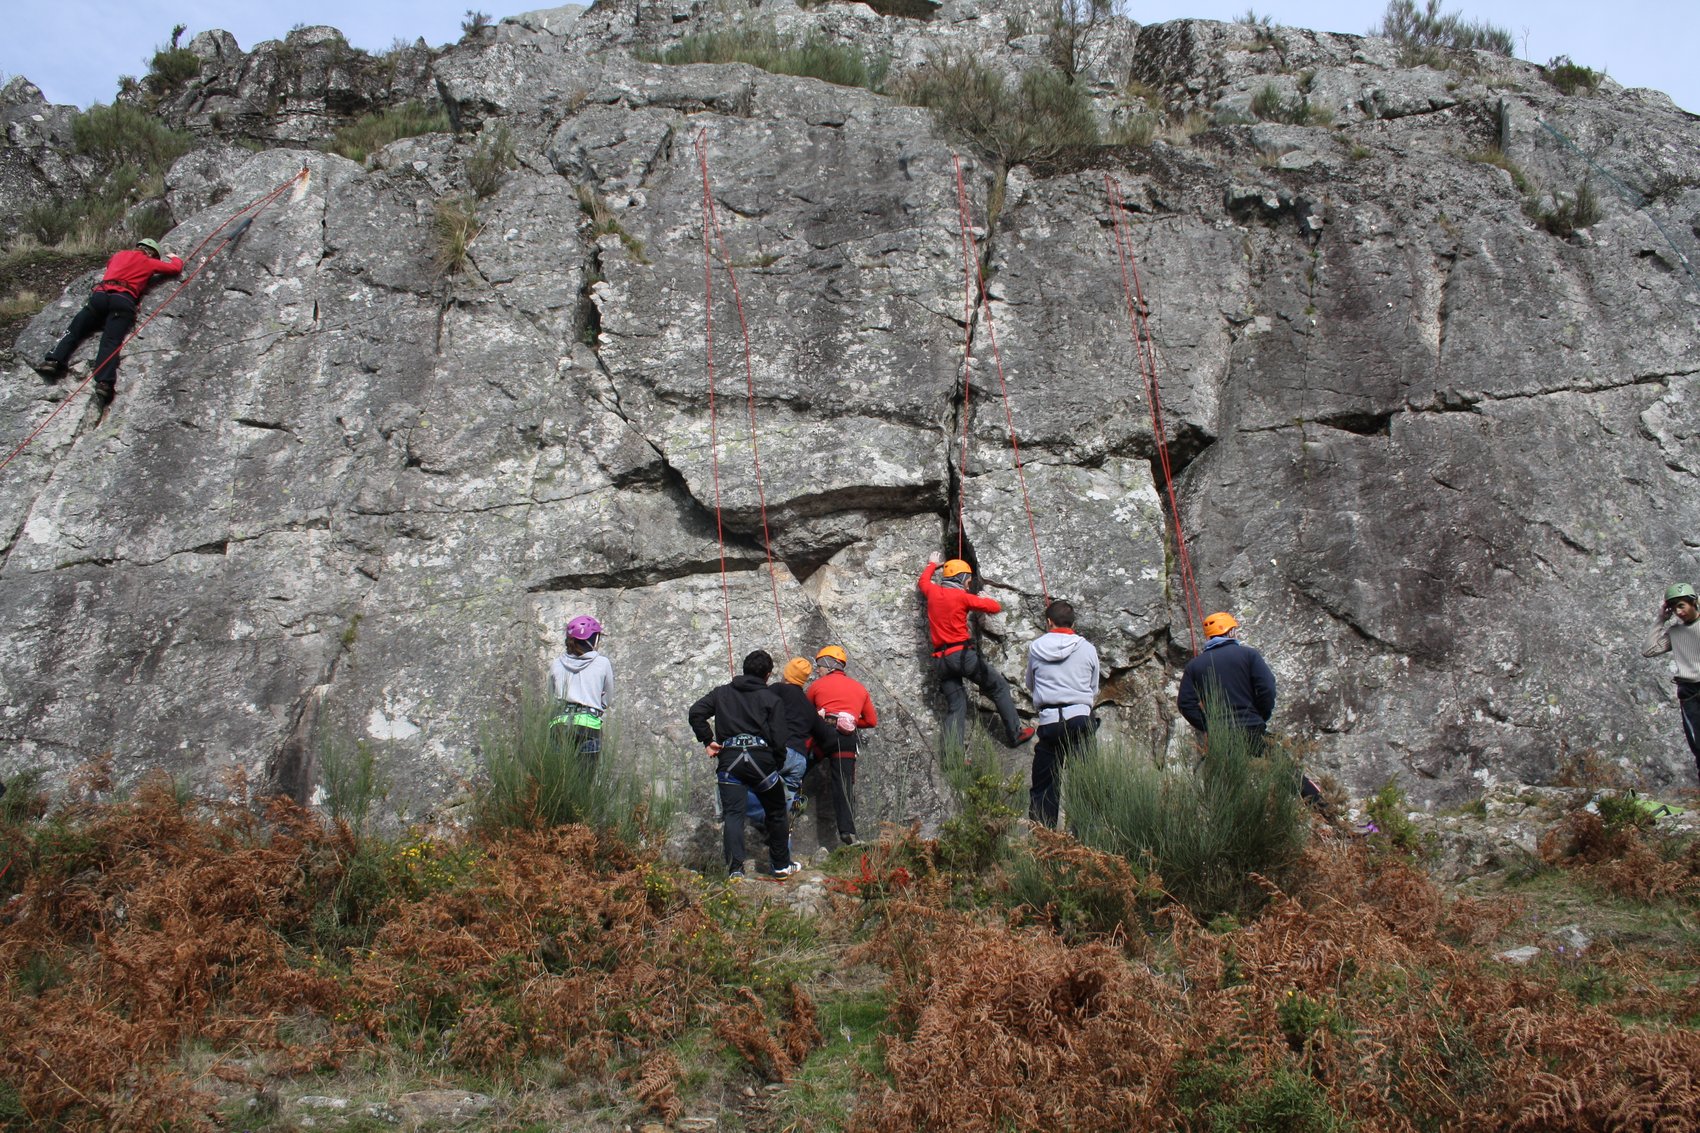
[1014,726,1036,746]
[773,861,803,879]
[33,358,65,379]
[93,382,115,405]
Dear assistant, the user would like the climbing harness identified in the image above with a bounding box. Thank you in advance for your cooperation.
[950,155,1050,605]
[695,130,789,674]
[0,165,311,478]
[1105,173,1205,654]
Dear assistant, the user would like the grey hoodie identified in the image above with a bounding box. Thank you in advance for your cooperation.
[1025,630,1100,725]
[550,650,614,710]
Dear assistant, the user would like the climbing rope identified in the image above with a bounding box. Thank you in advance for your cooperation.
[951,158,1050,605]
[1105,174,1204,653]
[951,155,978,561]
[0,165,310,478]
[695,130,789,672]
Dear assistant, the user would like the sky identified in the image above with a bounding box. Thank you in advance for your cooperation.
[1,1,1694,114]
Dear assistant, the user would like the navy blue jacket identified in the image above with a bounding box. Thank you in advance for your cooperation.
[1176,638,1276,731]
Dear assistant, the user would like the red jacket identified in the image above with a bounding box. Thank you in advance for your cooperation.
[94,249,184,300]
[806,670,877,729]
[918,561,1002,653]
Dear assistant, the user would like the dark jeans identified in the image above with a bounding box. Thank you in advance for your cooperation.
[935,647,1021,749]
[1678,681,1700,782]
[48,290,136,388]
[716,746,790,874]
[826,755,858,843]
[1030,715,1093,828]
[547,722,600,761]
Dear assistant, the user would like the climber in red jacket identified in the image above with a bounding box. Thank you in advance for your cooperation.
[918,551,1034,753]
[36,238,183,404]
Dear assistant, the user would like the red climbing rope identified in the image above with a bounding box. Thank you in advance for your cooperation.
[951,156,978,560]
[695,135,738,679]
[1104,173,1204,653]
[952,159,1050,605]
[696,131,790,669]
[0,166,309,478]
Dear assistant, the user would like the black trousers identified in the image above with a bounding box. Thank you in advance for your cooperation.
[1678,681,1700,782]
[935,647,1022,748]
[1030,715,1093,828]
[716,746,790,874]
[49,290,137,388]
[826,755,858,843]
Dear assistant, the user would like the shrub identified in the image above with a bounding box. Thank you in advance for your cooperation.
[1064,720,1309,918]
[461,9,493,38]
[465,125,516,199]
[896,53,1099,170]
[935,730,1022,875]
[1004,826,1162,944]
[1545,54,1601,95]
[1467,145,1530,192]
[473,692,671,846]
[645,26,889,91]
[1372,0,1514,65]
[1527,178,1602,237]
[71,104,194,177]
[323,100,451,163]
[1362,779,1430,857]
[431,193,482,276]
[317,730,385,834]
[124,200,175,242]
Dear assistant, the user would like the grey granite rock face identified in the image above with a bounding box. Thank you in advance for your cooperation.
[2,2,1699,857]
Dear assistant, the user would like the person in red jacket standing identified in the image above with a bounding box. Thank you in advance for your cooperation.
[805,644,877,846]
[918,551,1035,753]
[36,237,184,404]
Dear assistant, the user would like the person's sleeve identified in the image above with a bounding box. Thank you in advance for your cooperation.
[859,688,878,729]
[967,592,1003,615]
[764,694,786,756]
[150,255,184,276]
[687,690,715,744]
[600,659,614,707]
[918,561,937,594]
[1088,646,1101,698]
[1251,653,1277,722]
[1176,668,1205,731]
[1644,620,1673,657]
[1024,645,1038,693]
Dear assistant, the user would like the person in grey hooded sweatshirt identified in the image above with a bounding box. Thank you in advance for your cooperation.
[549,615,613,761]
[1024,599,1101,827]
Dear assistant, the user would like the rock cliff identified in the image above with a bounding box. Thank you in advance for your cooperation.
[2,0,1698,860]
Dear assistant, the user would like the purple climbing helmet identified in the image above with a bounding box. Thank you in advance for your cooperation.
[566,615,603,642]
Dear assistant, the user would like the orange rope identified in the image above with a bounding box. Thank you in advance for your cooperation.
[951,155,979,560]
[1105,173,1204,653]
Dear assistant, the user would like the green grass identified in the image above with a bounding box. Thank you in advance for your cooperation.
[72,104,194,176]
[895,53,1099,171]
[765,986,892,1126]
[1545,54,1602,95]
[1063,717,1310,918]
[323,100,452,163]
[642,26,890,91]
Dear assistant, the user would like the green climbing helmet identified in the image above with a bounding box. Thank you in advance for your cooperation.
[136,238,162,256]
[1666,583,1697,603]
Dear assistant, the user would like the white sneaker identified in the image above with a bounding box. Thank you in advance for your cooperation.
[773,861,803,879]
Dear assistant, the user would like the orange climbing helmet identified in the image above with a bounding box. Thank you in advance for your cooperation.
[816,644,848,665]
[1203,612,1238,638]
[940,559,973,579]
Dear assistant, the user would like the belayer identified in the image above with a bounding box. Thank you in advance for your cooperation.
[1642,582,1700,784]
[918,552,1034,751]
[806,644,878,846]
[549,615,613,761]
[687,650,801,880]
[35,238,183,405]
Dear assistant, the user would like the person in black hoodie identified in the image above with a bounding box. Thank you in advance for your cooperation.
[687,650,800,880]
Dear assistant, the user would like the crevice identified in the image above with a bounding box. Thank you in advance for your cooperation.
[1311,409,1394,436]
[188,540,229,555]
[235,417,296,434]
[527,553,769,593]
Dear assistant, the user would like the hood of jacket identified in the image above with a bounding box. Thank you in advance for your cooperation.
[1029,632,1083,664]
[556,650,603,673]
